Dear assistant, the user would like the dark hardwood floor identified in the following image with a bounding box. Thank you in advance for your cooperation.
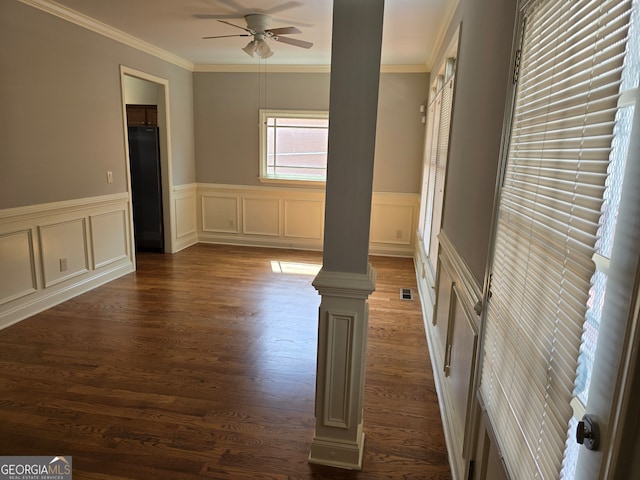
[0,244,451,479]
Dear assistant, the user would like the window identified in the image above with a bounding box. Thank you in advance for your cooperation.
[418,47,457,276]
[259,110,329,184]
[479,0,636,478]
[562,0,639,476]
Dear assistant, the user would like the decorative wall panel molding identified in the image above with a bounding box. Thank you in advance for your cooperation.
[0,230,37,306]
[173,184,198,252]
[284,199,324,240]
[324,311,355,429]
[414,229,483,480]
[0,193,134,329]
[197,183,418,256]
[370,196,415,247]
[201,194,240,234]
[90,210,128,269]
[39,218,89,288]
[242,197,280,237]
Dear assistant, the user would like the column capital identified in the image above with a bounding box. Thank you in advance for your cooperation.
[312,264,377,299]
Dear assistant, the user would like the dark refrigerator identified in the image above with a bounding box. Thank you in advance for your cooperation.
[128,126,164,252]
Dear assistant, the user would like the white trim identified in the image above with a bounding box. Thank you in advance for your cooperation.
[438,231,483,319]
[0,261,133,331]
[0,192,129,221]
[172,184,198,252]
[120,66,177,254]
[258,177,326,188]
[313,266,377,299]
[259,109,329,183]
[427,0,461,70]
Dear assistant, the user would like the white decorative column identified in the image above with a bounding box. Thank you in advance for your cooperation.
[309,0,385,470]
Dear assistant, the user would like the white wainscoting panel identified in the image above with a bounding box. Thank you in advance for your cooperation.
[324,311,355,429]
[197,184,418,256]
[173,184,198,252]
[243,197,280,237]
[370,201,414,246]
[90,210,128,269]
[39,219,89,288]
[0,193,134,329]
[414,229,483,480]
[284,199,324,240]
[201,194,240,233]
[0,230,37,305]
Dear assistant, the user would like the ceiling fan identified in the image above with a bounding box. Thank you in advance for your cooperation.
[202,13,313,59]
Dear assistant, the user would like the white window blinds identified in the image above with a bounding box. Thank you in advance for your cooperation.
[428,75,454,271]
[419,67,455,273]
[419,86,441,247]
[479,0,633,478]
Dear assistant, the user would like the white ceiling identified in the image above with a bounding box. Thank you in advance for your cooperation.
[47,0,455,68]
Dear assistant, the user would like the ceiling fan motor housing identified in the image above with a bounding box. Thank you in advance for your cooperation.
[245,14,272,33]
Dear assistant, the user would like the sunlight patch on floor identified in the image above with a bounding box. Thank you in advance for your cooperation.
[270,260,322,275]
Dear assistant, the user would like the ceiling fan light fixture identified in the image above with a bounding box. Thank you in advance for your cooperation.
[242,40,257,57]
[255,39,273,58]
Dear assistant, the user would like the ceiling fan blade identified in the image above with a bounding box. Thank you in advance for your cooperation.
[266,26,302,35]
[218,19,253,33]
[194,14,244,19]
[264,1,303,15]
[272,36,313,49]
[202,34,251,39]
[214,0,246,12]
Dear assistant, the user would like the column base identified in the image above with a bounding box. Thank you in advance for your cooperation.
[308,430,365,470]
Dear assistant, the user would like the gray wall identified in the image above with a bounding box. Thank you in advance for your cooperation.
[194,71,428,193]
[436,0,518,282]
[0,0,196,210]
[124,76,160,105]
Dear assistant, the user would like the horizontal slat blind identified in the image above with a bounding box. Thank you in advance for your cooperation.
[429,75,455,271]
[480,0,632,478]
[418,96,438,239]
[420,92,441,251]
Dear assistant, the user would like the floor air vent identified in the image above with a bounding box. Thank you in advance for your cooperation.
[400,288,414,300]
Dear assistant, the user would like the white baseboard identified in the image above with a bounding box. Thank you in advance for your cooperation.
[0,260,133,330]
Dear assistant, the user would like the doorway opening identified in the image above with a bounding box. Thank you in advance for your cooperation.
[126,102,164,252]
[120,68,174,256]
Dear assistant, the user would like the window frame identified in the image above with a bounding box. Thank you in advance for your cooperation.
[258,109,329,187]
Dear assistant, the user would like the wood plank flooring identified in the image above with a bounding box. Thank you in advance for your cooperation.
[0,244,451,479]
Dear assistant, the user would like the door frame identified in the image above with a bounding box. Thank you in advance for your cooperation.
[119,66,175,256]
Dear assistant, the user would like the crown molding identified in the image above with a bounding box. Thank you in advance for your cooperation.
[193,64,427,73]
[427,0,461,70]
[18,0,195,71]
[193,64,331,73]
[20,0,431,75]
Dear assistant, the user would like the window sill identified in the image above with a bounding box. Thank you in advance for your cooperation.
[258,176,326,188]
